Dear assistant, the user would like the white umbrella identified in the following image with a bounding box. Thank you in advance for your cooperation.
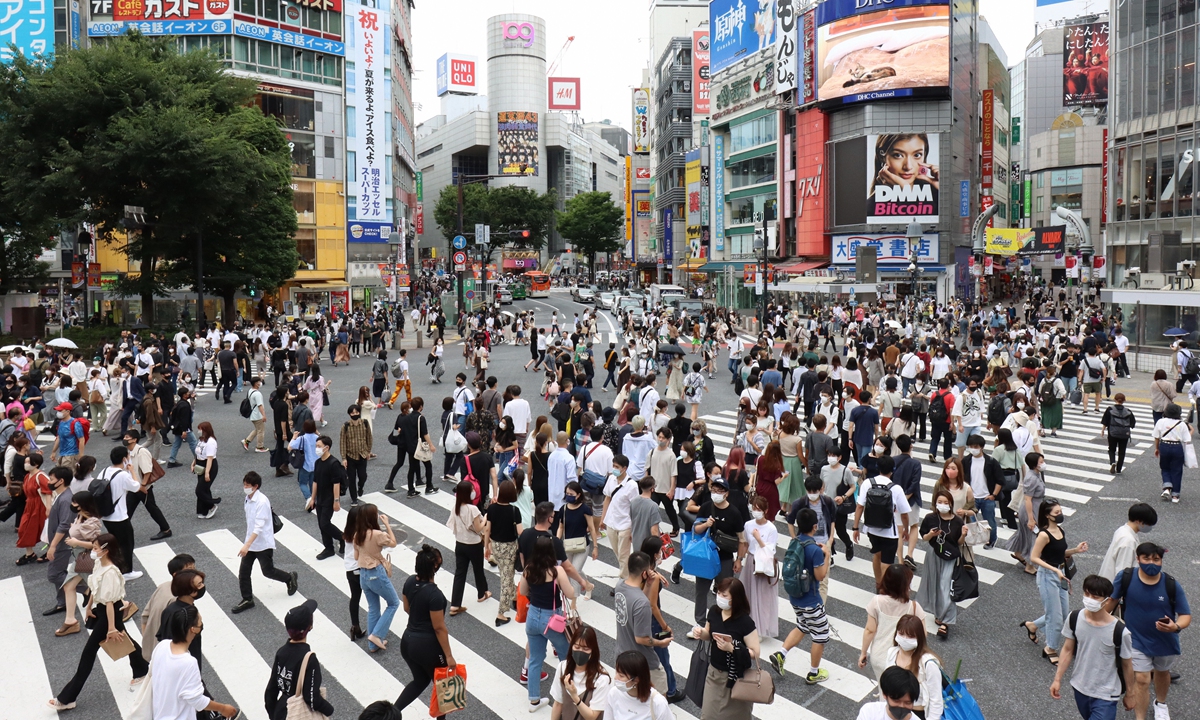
[885,320,903,329]
[0,344,29,353]
[46,338,78,349]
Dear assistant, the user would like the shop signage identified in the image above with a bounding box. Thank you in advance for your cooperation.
[632,88,650,153]
[981,89,994,189]
[693,30,711,115]
[346,221,393,244]
[712,59,775,121]
[713,135,726,252]
[832,233,940,264]
[796,165,821,218]
[502,21,536,48]
[801,9,815,104]
[775,0,798,94]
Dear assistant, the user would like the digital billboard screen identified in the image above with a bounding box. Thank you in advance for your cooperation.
[1063,22,1109,106]
[866,133,940,224]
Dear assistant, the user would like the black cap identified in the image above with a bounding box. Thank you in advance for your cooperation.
[284,599,317,631]
[710,478,729,491]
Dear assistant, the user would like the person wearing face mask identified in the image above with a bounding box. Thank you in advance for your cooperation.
[232,472,298,616]
[950,378,983,461]
[151,605,240,720]
[1103,543,1192,720]
[1006,451,1048,573]
[155,569,208,668]
[1051,574,1134,720]
[916,489,965,640]
[962,434,1003,549]
[769,508,832,683]
[551,624,611,720]
[1023,500,1089,666]
[14,451,51,567]
[690,577,763,718]
[1098,503,1158,583]
[49,533,149,710]
[689,478,747,630]
[605,651,670,720]
[737,495,780,639]
[884,615,944,720]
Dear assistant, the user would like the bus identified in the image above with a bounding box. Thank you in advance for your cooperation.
[523,270,551,297]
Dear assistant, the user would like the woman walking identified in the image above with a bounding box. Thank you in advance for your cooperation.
[558,480,598,597]
[349,503,399,652]
[738,494,780,638]
[395,545,457,717]
[447,480,490,616]
[1021,500,1088,665]
[915,489,964,640]
[1153,403,1191,502]
[15,452,50,565]
[858,564,927,680]
[1037,366,1065,437]
[484,479,523,626]
[522,536,577,710]
[439,397,464,483]
[49,533,149,710]
[1005,452,1047,573]
[753,440,786,521]
[304,366,328,427]
[1150,369,1178,424]
[53,489,104,637]
[192,421,220,519]
[342,505,366,640]
[549,625,611,719]
[884,615,944,720]
[691,577,762,720]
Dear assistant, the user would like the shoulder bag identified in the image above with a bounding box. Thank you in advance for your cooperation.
[285,652,328,720]
[413,416,434,462]
[730,657,776,704]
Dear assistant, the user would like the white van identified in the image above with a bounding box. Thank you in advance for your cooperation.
[647,283,687,307]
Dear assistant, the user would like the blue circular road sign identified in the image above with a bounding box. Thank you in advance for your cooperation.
[453,235,467,249]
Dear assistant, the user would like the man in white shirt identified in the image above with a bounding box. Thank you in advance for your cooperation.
[851,454,911,586]
[952,378,985,460]
[620,416,657,481]
[578,426,615,503]
[66,353,89,399]
[134,346,155,379]
[1114,329,1130,377]
[385,349,411,408]
[897,348,922,397]
[855,666,923,720]
[600,456,635,579]
[173,329,191,357]
[1098,503,1157,581]
[242,376,268,452]
[233,472,298,614]
[502,385,532,446]
[452,373,475,425]
[638,374,660,424]
[546,431,576,510]
[727,335,745,381]
[100,446,146,580]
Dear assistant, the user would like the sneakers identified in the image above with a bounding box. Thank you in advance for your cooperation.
[231,599,255,614]
[241,439,250,451]
[805,668,830,685]
[202,506,218,519]
[1154,702,1170,720]
[122,571,143,581]
[671,564,682,585]
[286,571,299,596]
[1162,488,1173,501]
[528,698,550,712]
[519,668,548,685]
[769,651,787,676]
[903,555,918,571]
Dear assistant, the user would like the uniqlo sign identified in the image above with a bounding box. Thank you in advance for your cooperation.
[436,53,479,96]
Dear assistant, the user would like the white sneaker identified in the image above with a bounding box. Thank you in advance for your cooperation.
[528,699,550,713]
[122,571,143,581]
[204,506,218,519]
[1154,702,1170,720]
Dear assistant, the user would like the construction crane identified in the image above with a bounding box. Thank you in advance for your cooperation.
[547,36,575,76]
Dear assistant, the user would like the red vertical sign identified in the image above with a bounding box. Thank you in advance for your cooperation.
[981,89,994,228]
[1101,128,1109,224]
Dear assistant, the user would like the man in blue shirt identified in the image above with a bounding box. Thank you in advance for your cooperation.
[848,390,880,465]
[1104,543,1192,720]
[768,508,831,686]
[50,402,86,471]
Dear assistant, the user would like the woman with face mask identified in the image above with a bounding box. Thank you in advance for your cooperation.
[915,489,965,640]
[737,495,780,639]
[1005,452,1048,574]
[15,451,51,565]
[55,489,103,636]
[551,624,610,720]
[154,569,207,664]
[1024,500,1088,665]
[604,651,669,720]
[151,604,239,720]
[49,533,149,710]
[930,458,974,519]
[884,614,944,720]
[690,577,762,720]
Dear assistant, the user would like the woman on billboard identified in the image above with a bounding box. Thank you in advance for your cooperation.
[868,133,939,222]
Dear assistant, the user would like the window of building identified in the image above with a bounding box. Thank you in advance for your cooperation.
[54,0,68,49]
[232,38,342,86]
[295,228,317,268]
[1036,195,1044,212]
[1037,172,1044,188]
[729,116,776,153]
[1183,27,1196,108]
[1165,32,1178,113]
[259,0,279,21]
[1147,0,1160,40]
[729,192,777,225]
[1148,38,1161,116]
[325,136,335,158]
[727,154,776,189]
[258,92,315,131]
[293,179,316,223]
[286,132,316,178]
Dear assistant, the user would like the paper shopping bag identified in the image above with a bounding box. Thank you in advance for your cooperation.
[430,664,467,717]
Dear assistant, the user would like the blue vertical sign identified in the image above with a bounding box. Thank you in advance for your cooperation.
[0,0,55,63]
[664,209,674,264]
[70,1,81,50]
[959,180,970,217]
[713,135,725,252]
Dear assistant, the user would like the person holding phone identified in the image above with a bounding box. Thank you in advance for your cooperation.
[1023,500,1087,666]
[691,577,762,720]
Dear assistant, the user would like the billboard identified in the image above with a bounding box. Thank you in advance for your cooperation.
[632,88,650,153]
[866,133,940,224]
[832,233,940,264]
[693,30,711,115]
[547,77,581,111]
[816,0,950,105]
[109,0,233,21]
[981,89,994,190]
[713,135,726,251]
[686,150,702,228]
[348,4,391,223]
[625,156,633,242]
[1063,22,1109,106]
[984,226,1067,255]
[436,53,478,96]
[496,111,539,176]
[3,0,57,60]
[801,9,816,104]
[775,0,799,94]
[795,108,826,255]
[347,221,394,244]
[710,0,774,77]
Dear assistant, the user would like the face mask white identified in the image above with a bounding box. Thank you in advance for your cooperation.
[874,444,885,454]
[711,493,727,504]
[1082,596,1104,613]
[936,503,952,514]
[751,510,764,520]
[895,635,919,652]
[969,447,982,456]
[715,595,731,610]
[615,679,636,694]
[244,487,255,497]
[1016,402,1025,410]
[1037,463,1046,473]
[807,492,821,502]
[90,550,101,561]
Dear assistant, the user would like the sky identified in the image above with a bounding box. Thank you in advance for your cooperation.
[407,0,1065,133]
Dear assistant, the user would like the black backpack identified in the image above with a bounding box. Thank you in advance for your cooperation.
[987,394,1010,426]
[1066,610,1127,695]
[862,477,896,530]
[239,392,253,419]
[927,390,949,424]
[1185,351,1200,377]
[1039,378,1060,406]
[88,468,118,517]
[1108,406,1133,440]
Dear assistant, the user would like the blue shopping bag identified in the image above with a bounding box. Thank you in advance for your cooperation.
[941,673,984,720]
[679,531,720,580]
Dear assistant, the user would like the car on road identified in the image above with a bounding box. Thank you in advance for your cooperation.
[595,292,617,310]
[572,285,597,303]
[495,287,513,305]
[510,282,528,300]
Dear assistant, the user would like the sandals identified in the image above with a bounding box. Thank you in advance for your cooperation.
[477,591,492,603]
[54,622,80,637]
[449,607,468,616]
[936,624,949,640]
[1021,621,1038,643]
[1043,648,1060,665]
[15,554,34,566]
[47,699,76,711]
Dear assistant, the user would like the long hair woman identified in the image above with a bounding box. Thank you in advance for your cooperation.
[349,502,400,652]
[1023,499,1087,665]
[604,651,669,720]
[550,625,611,720]
[692,576,762,720]
[447,480,489,616]
[484,479,524,626]
[752,440,786,521]
[342,504,366,640]
[1005,451,1047,573]
[520,535,576,710]
[885,614,943,720]
[915,488,964,641]
[192,421,219,519]
[858,564,927,680]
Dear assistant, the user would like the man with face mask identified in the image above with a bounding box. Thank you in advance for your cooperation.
[233,471,298,614]
[951,378,984,460]
[613,551,672,694]
[306,435,345,560]
[770,508,831,684]
[1099,503,1158,582]
[1051,574,1135,719]
[689,478,746,629]
[856,661,921,719]
[42,466,76,618]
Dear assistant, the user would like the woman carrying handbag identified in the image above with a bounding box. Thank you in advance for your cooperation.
[521,536,577,711]
[689,577,768,719]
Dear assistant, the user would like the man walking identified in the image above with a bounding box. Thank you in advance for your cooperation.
[118,365,146,437]
[1099,503,1158,582]
[232,471,298,614]
[167,388,198,469]
[123,430,172,541]
[50,402,86,471]
[216,342,238,404]
[98,446,144,580]
[339,404,372,504]
[385,349,411,408]
[306,435,345,560]
[241,376,268,453]
[1051,574,1134,720]
[42,467,76,619]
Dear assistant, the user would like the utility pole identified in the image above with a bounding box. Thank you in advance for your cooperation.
[752,211,768,331]
[195,228,204,333]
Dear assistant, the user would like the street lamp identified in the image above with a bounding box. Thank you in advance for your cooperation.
[905,220,922,318]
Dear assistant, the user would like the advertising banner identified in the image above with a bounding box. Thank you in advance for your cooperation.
[436,53,478,96]
[548,77,581,111]
[712,58,776,121]
[984,227,1033,256]
[635,199,652,217]
[959,180,970,217]
[714,135,726,252]
[111,0,232,22]
[710,0,772,77]
[983,255,994,276]
[347,221,394,244]
[816,0,950,105]
[686,150,702,228]
[801,9,816,104]
[775,0,799,94]
[795,108,826,255]
[71,262,85,289]
[625,156,633,242]
[664,209,674,265]
[1027,226,1066,255]
[496,111,539,175]
[1102,128,1109,223]
[981,89,993,190]
[1063,22,1109,106]
[88,263,102,290]
[693,30,711,115]
[832,233,940,264]
[230,20,344,55]
[635,168,650,182]
[349,5,391,223]
[632,88,650,153]
[866,133,940,224]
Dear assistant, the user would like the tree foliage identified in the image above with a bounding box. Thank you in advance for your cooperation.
[0,32,296,322]
[431,182,557,264]
[555,191,624,279]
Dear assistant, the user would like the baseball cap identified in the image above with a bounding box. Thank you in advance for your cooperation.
[54,402,73,412]
[284,599,317,631]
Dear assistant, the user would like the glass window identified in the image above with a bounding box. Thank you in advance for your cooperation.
[1117,146,1127,221]
[1183,27,1196,108]
[1037,172,1044,188]
[1131,144,1145,219]
[1148,39,1160,116]
[1036,195,1044,212]
[237,0,254,13]
[1165,0,1179,31]
[1184,0,1196,27]
[260,0,279,20]
[292,179,315,217]
[295,229,317,268]
[1181,137,1196,217]
[1145,142,1159,219]
[304,6,321,31]
[1148,0,1161,39]
[1165,33,1178,112]
[728,154,776,189]
[729,192,777,225]
[729,116,776,153]
[258,92,315,131]
[1161,139,1176,217]
[1131,45,1143,120]
[286,132,316,178]
[327,10,342,36]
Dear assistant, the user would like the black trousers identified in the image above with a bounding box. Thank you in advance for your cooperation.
[693,556,734,626]
[0,494,25,526]
[315,501,343,552]
[195,460,218,515]
[651,491,680,532]
[1108,437,1129,472]
[450,541,487,607]
[126,486,169,533]
[396,630,448,715]
[56,600,147,704]
[928,421,954,461]
[238,548,292,600]
[386,445,407,488]
[346,457,368,501]
[217,372,236,402]
[347,570,362,628]
[408,451,433,493]
[102,517,135,574]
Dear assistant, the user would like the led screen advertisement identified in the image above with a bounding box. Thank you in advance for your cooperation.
[1063,22,1108,106]
[866,132,940,224]
[497,111,539,176]
[816,0,949,105]
[710,0,775,76]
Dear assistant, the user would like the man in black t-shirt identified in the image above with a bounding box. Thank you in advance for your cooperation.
[463,433,497,506]
[689,478,746,627]
[216,343,238,403]
[306,435,344,559]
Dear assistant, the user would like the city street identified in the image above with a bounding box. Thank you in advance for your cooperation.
[2,289,1196,720]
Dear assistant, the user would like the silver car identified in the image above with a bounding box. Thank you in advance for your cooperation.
[595,292,617,310]
[574,286,597,303]
[495,287,513,305]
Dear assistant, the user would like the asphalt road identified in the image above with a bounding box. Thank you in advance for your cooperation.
[2,289,1195,720]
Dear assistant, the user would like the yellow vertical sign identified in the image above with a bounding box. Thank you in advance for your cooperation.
[625,155,634,242]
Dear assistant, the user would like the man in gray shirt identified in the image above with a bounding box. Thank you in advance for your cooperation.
[1051,574,1134,717]
[43,467,76,618]
[627,477,661,552]
[614,551,672,694]
[178,347,202,383]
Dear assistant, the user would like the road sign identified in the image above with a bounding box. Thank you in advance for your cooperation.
[754,211,763,223]
[454,264,466,271]
[452,235,467,249]
[483,225,491,245]
[465,290,475,300]
[474,223,484,241]
[452,251,467,265]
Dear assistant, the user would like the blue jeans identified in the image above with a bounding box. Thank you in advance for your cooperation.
[298,468,314,501]
[901,377,915,397]
[525,604,570,701]
[652,618,677,695]
[169,431,199,464]
[360,565,400,650]
[1034,566,1069,651]
[728,357,738,379]
[1073,689,1118,720]
[975,497,997,545]
[1065,376,1078,400]
[1159,442,1185,497]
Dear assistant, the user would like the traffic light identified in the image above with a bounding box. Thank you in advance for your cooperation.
[247,279,259,297]
[509,229,531,240]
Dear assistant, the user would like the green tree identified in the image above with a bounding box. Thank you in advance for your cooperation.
[432,183,556,266]
[555,191,624,280]
[0,32,295,324]
[432,182,488,247]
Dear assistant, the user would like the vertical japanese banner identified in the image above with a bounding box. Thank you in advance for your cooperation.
[414,171,424,234]
[692,30,710,115]
[1101,128,1109,224]
[351,5,391,223]
[775,0,798,94]
[713,135,725,252]
[801,9,816,104]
